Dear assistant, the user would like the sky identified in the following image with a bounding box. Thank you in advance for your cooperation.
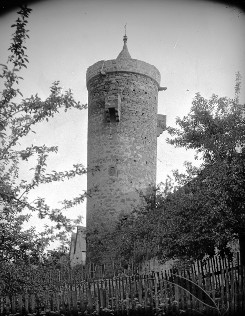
[0,0,245,232]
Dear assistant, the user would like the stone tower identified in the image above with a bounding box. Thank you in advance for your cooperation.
[86,35,166,235]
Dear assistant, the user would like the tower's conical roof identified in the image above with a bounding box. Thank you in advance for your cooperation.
[116,35,131,60]
[86,33,161,87]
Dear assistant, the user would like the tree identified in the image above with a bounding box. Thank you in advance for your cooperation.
[0,5,87,264]
[165,77,245,263]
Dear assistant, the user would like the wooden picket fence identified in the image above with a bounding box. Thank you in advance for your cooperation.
[0,254,245,315]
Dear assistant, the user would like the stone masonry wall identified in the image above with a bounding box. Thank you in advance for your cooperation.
[86,58,161,87]
[87,71,159,232]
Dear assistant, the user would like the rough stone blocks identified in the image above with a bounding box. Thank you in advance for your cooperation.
[86,66,160,234]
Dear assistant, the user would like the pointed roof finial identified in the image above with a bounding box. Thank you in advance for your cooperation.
[123,23,127,44]
[117,23,131,60]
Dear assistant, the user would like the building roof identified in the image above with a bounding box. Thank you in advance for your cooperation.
[116,35,131,61]
[86,34,161,87]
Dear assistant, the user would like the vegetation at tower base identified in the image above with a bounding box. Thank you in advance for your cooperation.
[85,183,169,266]
[0,5,86,267]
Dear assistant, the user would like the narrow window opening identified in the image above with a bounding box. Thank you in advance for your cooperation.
[109,108,116,122]
[105,93,121,122]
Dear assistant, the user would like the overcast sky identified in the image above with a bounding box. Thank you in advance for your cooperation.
[0,0,244,230]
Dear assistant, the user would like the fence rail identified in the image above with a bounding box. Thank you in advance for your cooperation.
[0,254,245,315]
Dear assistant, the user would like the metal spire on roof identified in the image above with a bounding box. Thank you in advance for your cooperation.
[123,23,127,44]
[116,24,131,60]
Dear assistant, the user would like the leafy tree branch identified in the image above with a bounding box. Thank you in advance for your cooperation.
[0,5,87,264]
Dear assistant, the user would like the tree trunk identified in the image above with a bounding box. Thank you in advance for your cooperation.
[239,232,245,266]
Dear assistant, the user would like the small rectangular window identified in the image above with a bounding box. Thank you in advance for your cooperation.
[105,94,121,122]
[109,108,116,122]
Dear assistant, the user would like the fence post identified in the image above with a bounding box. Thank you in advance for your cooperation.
[71,289,78,313]
[99,280,104,310]
[218,256,225,311]
[17,295,22,313]
[105,279,110,309]
[148,274,154,311]
[87,283,93,312]
[114,278,119,312]
[11,295,16,314]
[189,265,196,312]
[158,272,164,306]
[206,259,215,316]
[120,277,125,312]
[154,272,159,310]
[52,292,57,312]
[79,283,86,312]
[183,269,190,311]
[242,265,245,313]
[143,275,148,310]
[94,280,100,313]
[108,278,113,310]
[137,276,142,307]
[5,297,10,314]
[24,293,29,313]
[30,294,35,313]
[230,261,235,315]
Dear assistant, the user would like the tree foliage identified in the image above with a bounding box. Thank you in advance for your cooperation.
[165,78,245,261]
[0,5,87,264]
[86,181,174,265]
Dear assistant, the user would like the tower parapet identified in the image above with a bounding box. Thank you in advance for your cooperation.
[86,58,161,87]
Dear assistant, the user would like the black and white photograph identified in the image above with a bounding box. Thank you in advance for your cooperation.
[0,0,245,315]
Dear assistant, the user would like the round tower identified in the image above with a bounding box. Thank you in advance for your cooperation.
[86,35,164,234]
